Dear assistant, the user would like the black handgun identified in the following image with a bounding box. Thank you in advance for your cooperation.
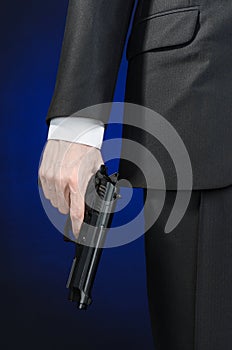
[65,164,120,310]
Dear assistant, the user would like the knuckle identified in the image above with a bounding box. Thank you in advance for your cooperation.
[43,192,50,200]
[61,176,70,188]
[38,167,44,179]
[46,173,54,182]
[54,175,62,187]
[58,207,69,215]
[44,168,54,182]
[69,177,78,190]
[70,211,83,221]
[68,170,78,186]
[50,199,58,208]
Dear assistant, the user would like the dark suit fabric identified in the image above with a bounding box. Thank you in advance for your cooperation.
[144,186,232,350]
[46,0,135,122]
[46,0,232,190]
[121,0,232,189]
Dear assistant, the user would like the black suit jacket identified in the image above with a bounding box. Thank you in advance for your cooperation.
[46,0,232,190]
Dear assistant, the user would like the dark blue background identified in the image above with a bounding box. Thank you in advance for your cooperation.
[1,1,154,349]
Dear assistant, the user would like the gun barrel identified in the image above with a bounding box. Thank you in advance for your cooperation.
[66,165,120,310]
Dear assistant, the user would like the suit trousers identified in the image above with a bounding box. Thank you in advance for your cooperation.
[143,185,232,350]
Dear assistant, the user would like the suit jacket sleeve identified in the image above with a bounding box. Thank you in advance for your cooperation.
[46,0,135,125]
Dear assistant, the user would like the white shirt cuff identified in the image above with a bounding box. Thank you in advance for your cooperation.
[47,117,105,149]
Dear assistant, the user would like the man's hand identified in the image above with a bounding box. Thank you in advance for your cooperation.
[39,139,104,237]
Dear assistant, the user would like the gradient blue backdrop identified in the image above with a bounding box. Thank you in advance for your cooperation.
[1,1,154,349]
